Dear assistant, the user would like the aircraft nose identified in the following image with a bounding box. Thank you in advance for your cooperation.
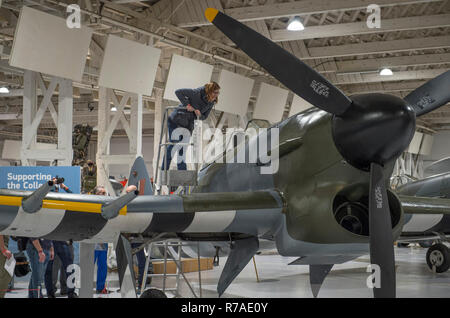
[332,93,416,171]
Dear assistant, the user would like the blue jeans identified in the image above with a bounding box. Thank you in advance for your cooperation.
[94,250,107,291]
[162,119,187,171]
[45,241,75,296]
[131,243,146,289]
[26,242,49,298]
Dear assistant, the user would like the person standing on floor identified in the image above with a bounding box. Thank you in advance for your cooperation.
[47,176,74,296]
[92,185,110,294]
[44,239,78,298]
[0,235,13,298]
[48,241,74,297]
[26,238,53,298]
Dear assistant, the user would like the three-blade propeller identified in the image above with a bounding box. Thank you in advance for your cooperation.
[369,163,396,298]
[204,8,352,116]
[404,70,450,116]
[205,8,450,298]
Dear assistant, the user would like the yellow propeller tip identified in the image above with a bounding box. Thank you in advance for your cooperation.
[205,8,219,22]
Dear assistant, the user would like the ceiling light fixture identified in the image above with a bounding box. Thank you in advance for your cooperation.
[287,16,304,31]
[380,68,393,76]
[0,87,10,93]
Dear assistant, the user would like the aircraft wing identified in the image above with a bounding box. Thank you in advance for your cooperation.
[397,234,450,242]
[0,188,285,219]
[399,195,450,215]
[125,190,285,215]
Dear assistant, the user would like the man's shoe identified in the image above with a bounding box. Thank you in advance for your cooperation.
[96,288,111,294]
[68,292,78,298]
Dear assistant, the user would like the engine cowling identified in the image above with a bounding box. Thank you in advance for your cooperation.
[333,183,403,237]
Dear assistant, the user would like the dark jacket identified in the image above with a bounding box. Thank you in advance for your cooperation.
[169,86,215,132]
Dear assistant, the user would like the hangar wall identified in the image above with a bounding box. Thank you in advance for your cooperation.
[108,136,154,180]
[0,138,8,165]
[424,131,450,170]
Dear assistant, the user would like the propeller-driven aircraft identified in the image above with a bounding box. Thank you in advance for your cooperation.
[424,157,450,176]
[396,172,450,273]
[1,9,450,298]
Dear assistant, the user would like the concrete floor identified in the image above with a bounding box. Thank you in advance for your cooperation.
[4,246,450,298]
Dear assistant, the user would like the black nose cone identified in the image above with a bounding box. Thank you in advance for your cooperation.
[332,93,416,171]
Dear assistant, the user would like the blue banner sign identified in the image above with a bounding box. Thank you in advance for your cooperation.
[0,166,81,194]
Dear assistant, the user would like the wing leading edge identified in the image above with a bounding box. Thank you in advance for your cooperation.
[399,195,450,215]
[0,189,286,219]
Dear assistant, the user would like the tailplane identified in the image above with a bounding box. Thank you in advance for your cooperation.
[127,157,153,195]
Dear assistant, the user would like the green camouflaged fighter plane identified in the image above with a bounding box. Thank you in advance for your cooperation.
[1,9,449,298]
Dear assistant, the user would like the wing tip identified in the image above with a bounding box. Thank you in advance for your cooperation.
[205,8,219,23]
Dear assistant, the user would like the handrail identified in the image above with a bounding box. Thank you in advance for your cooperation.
[154,106,200,195]
[154,107,181,193]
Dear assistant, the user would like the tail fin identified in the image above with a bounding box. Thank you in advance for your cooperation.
[128,157,153,195]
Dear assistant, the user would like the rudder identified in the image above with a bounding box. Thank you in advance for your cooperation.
[128,156,153,195]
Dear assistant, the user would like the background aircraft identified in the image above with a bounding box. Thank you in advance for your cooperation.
[424,157,450,176]
[397,172,450,273]
[1,9,450,298]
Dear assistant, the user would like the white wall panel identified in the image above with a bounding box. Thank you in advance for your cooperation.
[423,131,450,175]
[108,136,154,178]
[419,134,434,156]
[407,132,434,155]
[289,95,314,117]
[253,83,289,123]
[407,132,423,154]
[215,70,254,117]
[164,54,213,101]
[427,131,450,161]
[2,140,56,160]
[10,6,92,82]
[99,35,161,95]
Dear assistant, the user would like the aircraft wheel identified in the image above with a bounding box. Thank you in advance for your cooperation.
[140,288,167,298]
[426,243,450,273]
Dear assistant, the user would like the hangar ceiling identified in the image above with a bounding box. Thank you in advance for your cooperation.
[0,0,449,143]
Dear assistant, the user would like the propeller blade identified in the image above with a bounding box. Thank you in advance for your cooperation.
[369,162,396,298]
[205,8,352,116]
[404,70,450,117]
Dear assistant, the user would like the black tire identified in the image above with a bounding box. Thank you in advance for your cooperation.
[426,244,450,273]
[140,288,167,298]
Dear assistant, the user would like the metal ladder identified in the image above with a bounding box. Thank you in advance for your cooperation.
[140,240,203,298]
[154,106,202,195]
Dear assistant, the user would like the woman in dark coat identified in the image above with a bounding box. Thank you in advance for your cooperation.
[163,81,220,171]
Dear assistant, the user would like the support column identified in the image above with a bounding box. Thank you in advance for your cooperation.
[79,242,95,298]
[21,70,37,166]
[58,78,74,166]
[96,88,143,196]
[152,89,164,182]
[129,93,143,174]
[97,87,112,194]
[21,71,73,166]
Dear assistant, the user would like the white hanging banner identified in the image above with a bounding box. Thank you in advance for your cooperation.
[99,35,161,95]
[164,54,213,101]
[253,83,289,123]
[10,6,92,82]
[289,94,314,117]
[216,69,254,117]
